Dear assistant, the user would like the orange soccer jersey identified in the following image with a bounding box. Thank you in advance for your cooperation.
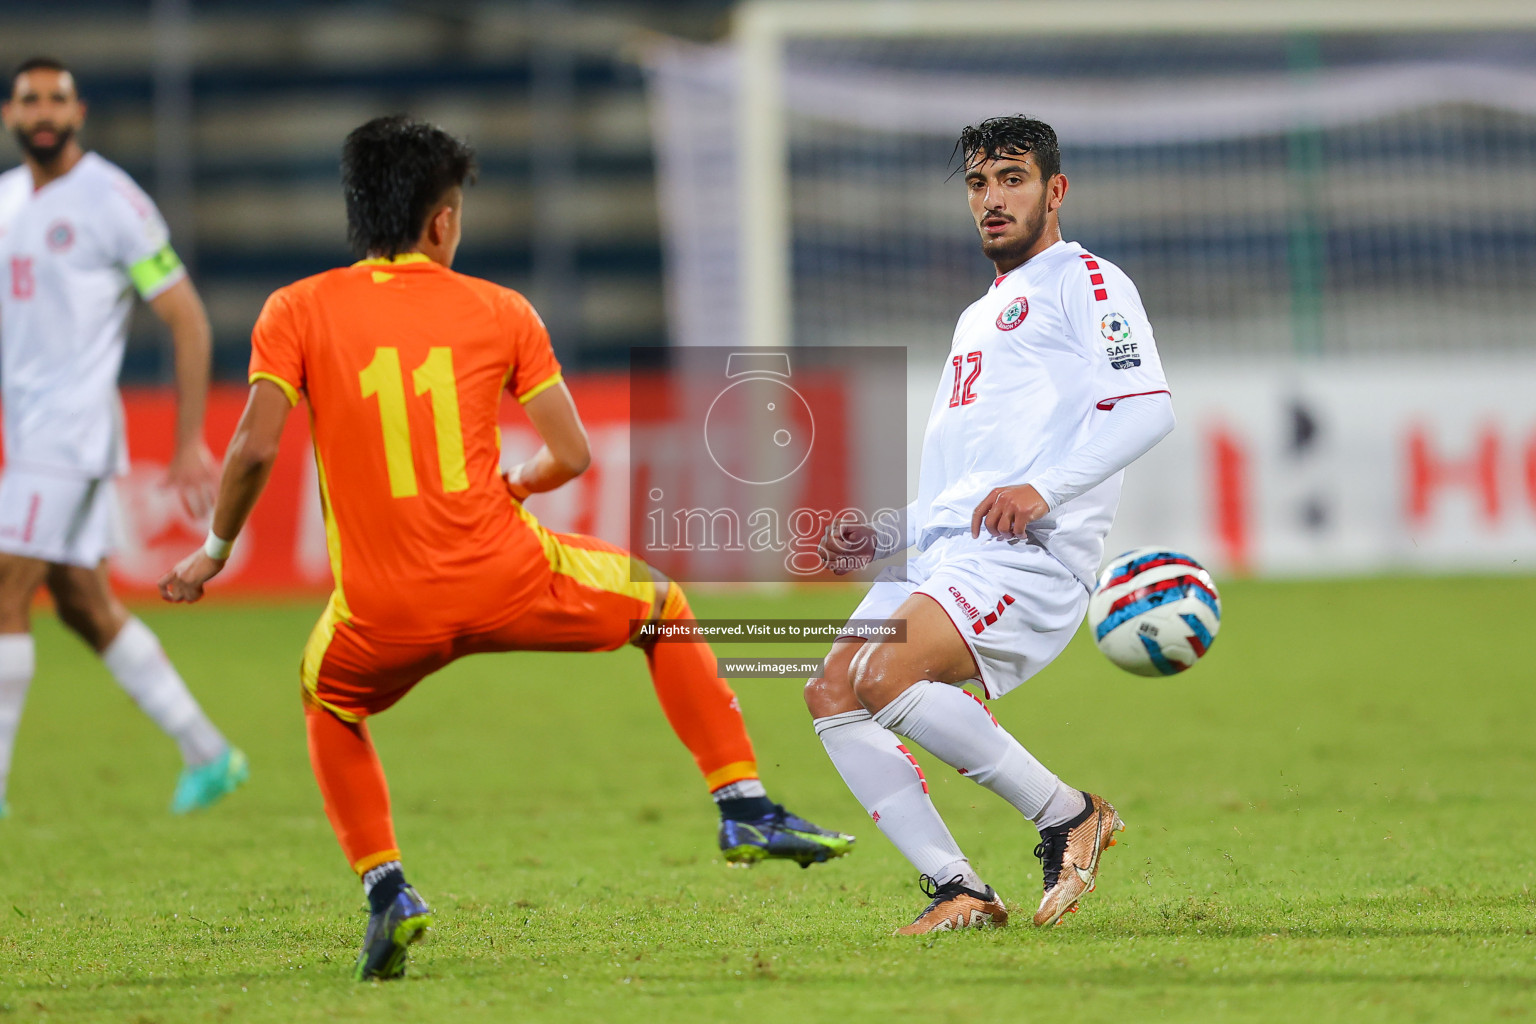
[256,254,760,877]
[250,253,565,638]
[251,254,664,720]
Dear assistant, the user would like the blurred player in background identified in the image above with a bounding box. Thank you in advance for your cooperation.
[159,116,854,981]
[0,58,246,817]
[811,116,1175,934]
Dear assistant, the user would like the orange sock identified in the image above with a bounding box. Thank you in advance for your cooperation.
[304,702,400,875]
[643,586,759,791]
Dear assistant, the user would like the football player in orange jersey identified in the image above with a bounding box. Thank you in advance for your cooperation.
[159,116,853,981]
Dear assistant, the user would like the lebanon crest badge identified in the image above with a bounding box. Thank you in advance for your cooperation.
[46,219,75,253]
[995,296,1029,331]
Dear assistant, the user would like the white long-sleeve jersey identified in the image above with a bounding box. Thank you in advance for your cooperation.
[911,239,1172,586]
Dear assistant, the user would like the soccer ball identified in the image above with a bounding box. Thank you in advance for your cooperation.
[1088,548,1221,676]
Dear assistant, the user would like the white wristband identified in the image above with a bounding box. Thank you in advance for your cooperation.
[203,530,233,561]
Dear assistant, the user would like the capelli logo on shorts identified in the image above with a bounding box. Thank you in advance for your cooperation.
[948,585,980,621]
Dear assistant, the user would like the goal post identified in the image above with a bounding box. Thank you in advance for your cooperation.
[728,0,1536,351]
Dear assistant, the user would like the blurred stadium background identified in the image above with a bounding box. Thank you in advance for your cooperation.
[5,9,1536,1016]
[1,0,731,375]
[4,0,1535,590]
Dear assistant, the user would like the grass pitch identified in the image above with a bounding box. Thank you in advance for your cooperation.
[1,577,1533,1022]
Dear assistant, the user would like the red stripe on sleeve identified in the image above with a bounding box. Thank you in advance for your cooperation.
[1095,389,1171,411]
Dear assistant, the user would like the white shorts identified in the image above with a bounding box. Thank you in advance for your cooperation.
[841,531,1091,699]
[0,468,120,568]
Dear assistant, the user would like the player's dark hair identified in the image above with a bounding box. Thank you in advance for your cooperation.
[953,115,1060,181]
[11,56,74,91]
[341,115,477,258]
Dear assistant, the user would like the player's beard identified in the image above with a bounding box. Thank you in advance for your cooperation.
[14,123,74,166]
[979,189,1051,266]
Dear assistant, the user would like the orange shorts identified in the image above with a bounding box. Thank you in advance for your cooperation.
[300,525,656,721]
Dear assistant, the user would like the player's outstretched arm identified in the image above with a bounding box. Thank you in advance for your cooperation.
[971,391,1175,539]
[158,379,293,603]
[149,278,219,519]
[502,382,591,499]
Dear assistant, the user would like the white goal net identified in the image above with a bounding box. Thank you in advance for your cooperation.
[646,3,1536,364]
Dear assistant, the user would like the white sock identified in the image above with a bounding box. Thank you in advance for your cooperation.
[361,860,404,895]
[0,634,35,804]
[873,681,1066,826]
[1036,782,1089,830]
[814,709,980,887]
[102,618,226,766]
[931,857,983,891]
[710,779,768,801]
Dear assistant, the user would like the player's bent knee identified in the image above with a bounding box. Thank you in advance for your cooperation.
[658,580,687,619]
[804,640,858,711]
[847,656,879,710]
[629,575,686,650]
[803,674,846,716]
[847,642,914,713]
[831,635,867,675]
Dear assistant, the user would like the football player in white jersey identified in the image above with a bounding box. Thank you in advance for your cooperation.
[808,116,1176,933]
[0,58,246,816]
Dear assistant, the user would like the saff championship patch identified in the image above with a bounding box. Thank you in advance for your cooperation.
[995,296,1029,331]
[1100,312,1140,369]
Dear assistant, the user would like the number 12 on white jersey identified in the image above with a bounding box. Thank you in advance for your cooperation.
[948,351,982,408]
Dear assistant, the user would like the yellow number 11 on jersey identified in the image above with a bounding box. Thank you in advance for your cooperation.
[358,346,469,498]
